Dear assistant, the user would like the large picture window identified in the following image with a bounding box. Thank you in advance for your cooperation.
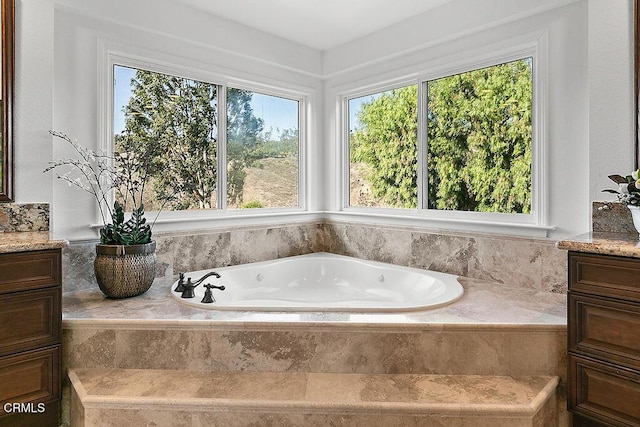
[114,65,219,211]
[345,56,534,220]
[426,58,532,214]
[113,65,301,213]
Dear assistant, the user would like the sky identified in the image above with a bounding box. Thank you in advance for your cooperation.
[349,93,379,132]
[113,65,298,137]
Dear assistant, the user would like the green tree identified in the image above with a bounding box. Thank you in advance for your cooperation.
[427,59,532,213]
[350,86,418,208]
[226,88,264,206]
[252,127,299,159]
[117,71,263,210]
[351,59,532,213]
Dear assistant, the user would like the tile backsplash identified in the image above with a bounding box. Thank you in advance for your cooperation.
[0,203,49,232]
[16,200,640,295]
[62,222,324,293]
[325,222,567,294]
[62,221,567,294]
[592,201,636,233]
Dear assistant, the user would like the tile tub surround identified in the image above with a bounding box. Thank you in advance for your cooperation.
[61,276,568,426]
[62,221,567,294]
[62,276,566,377]
[62,222,324,293]
[325,222,567,294]
[68,369,558,427]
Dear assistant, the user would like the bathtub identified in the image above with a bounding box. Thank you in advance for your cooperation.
[170,253,464,312]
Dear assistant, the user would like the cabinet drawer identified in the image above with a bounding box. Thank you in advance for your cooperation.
[569,293,640,369]
[0,250,61,294]
[569,354,640,426]
[0,346,60,407]
[570,252,640,302]
[0,288,61,357]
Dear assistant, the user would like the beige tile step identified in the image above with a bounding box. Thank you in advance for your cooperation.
[69,369,559,427]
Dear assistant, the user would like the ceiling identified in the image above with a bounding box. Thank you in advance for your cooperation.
[175,0,454,51]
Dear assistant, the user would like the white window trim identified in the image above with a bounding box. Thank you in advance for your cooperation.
[336,33,550,236]
[97,44,311,232]
[225,78,308,211]
[339,76,420,210]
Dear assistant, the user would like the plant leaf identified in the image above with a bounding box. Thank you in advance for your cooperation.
[608,174,627,184]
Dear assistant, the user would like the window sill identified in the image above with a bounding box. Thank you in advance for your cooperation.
[322,210,556,238]
[88,209,555,239]
[90,209,323,236]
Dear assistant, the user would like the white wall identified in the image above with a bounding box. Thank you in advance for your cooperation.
[323,0,581,77]
[11,0,635,241]
[588,0,635,214]
[14,0,55,206]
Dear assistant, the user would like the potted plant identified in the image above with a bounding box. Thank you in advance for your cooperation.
[604,170,640,234]
[45,130,163,298]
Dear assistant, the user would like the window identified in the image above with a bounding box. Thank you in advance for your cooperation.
[113,65,301,213]
[349,85,418,208]
[226,88,299,209]
[425,58,532,214]
[114,65,219,211]
[345,56,534,220]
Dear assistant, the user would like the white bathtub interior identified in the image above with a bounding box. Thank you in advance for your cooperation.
[170,252,464,312]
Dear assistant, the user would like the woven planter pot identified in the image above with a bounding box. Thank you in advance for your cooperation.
[94,241,156,298]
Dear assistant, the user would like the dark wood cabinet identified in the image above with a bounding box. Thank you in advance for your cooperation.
[569,251,640,426]
[0,249,62,427]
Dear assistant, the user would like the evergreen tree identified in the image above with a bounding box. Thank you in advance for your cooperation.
[351,59,532,213]
[427,59,532,213]
[226,88,264,206]
[350,86,419,208]
[117,71,263,210]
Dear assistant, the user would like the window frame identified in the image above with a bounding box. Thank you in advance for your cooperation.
[102,51,309,227]
[343,78,421,211]
[224,79,307,211]
[339,43,547,229]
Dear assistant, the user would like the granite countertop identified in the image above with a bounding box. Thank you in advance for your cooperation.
[557,231,640,258]
[0,231,68,253]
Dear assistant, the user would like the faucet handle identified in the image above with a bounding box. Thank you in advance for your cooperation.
[174,273,186,292]
[201,283,225,304]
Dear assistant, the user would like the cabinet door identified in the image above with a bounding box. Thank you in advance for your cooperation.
[0,250,61,294]
[569,292,640,370]
[0,288,61,357]
[0,346,60,406]
[569,353,640,426]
